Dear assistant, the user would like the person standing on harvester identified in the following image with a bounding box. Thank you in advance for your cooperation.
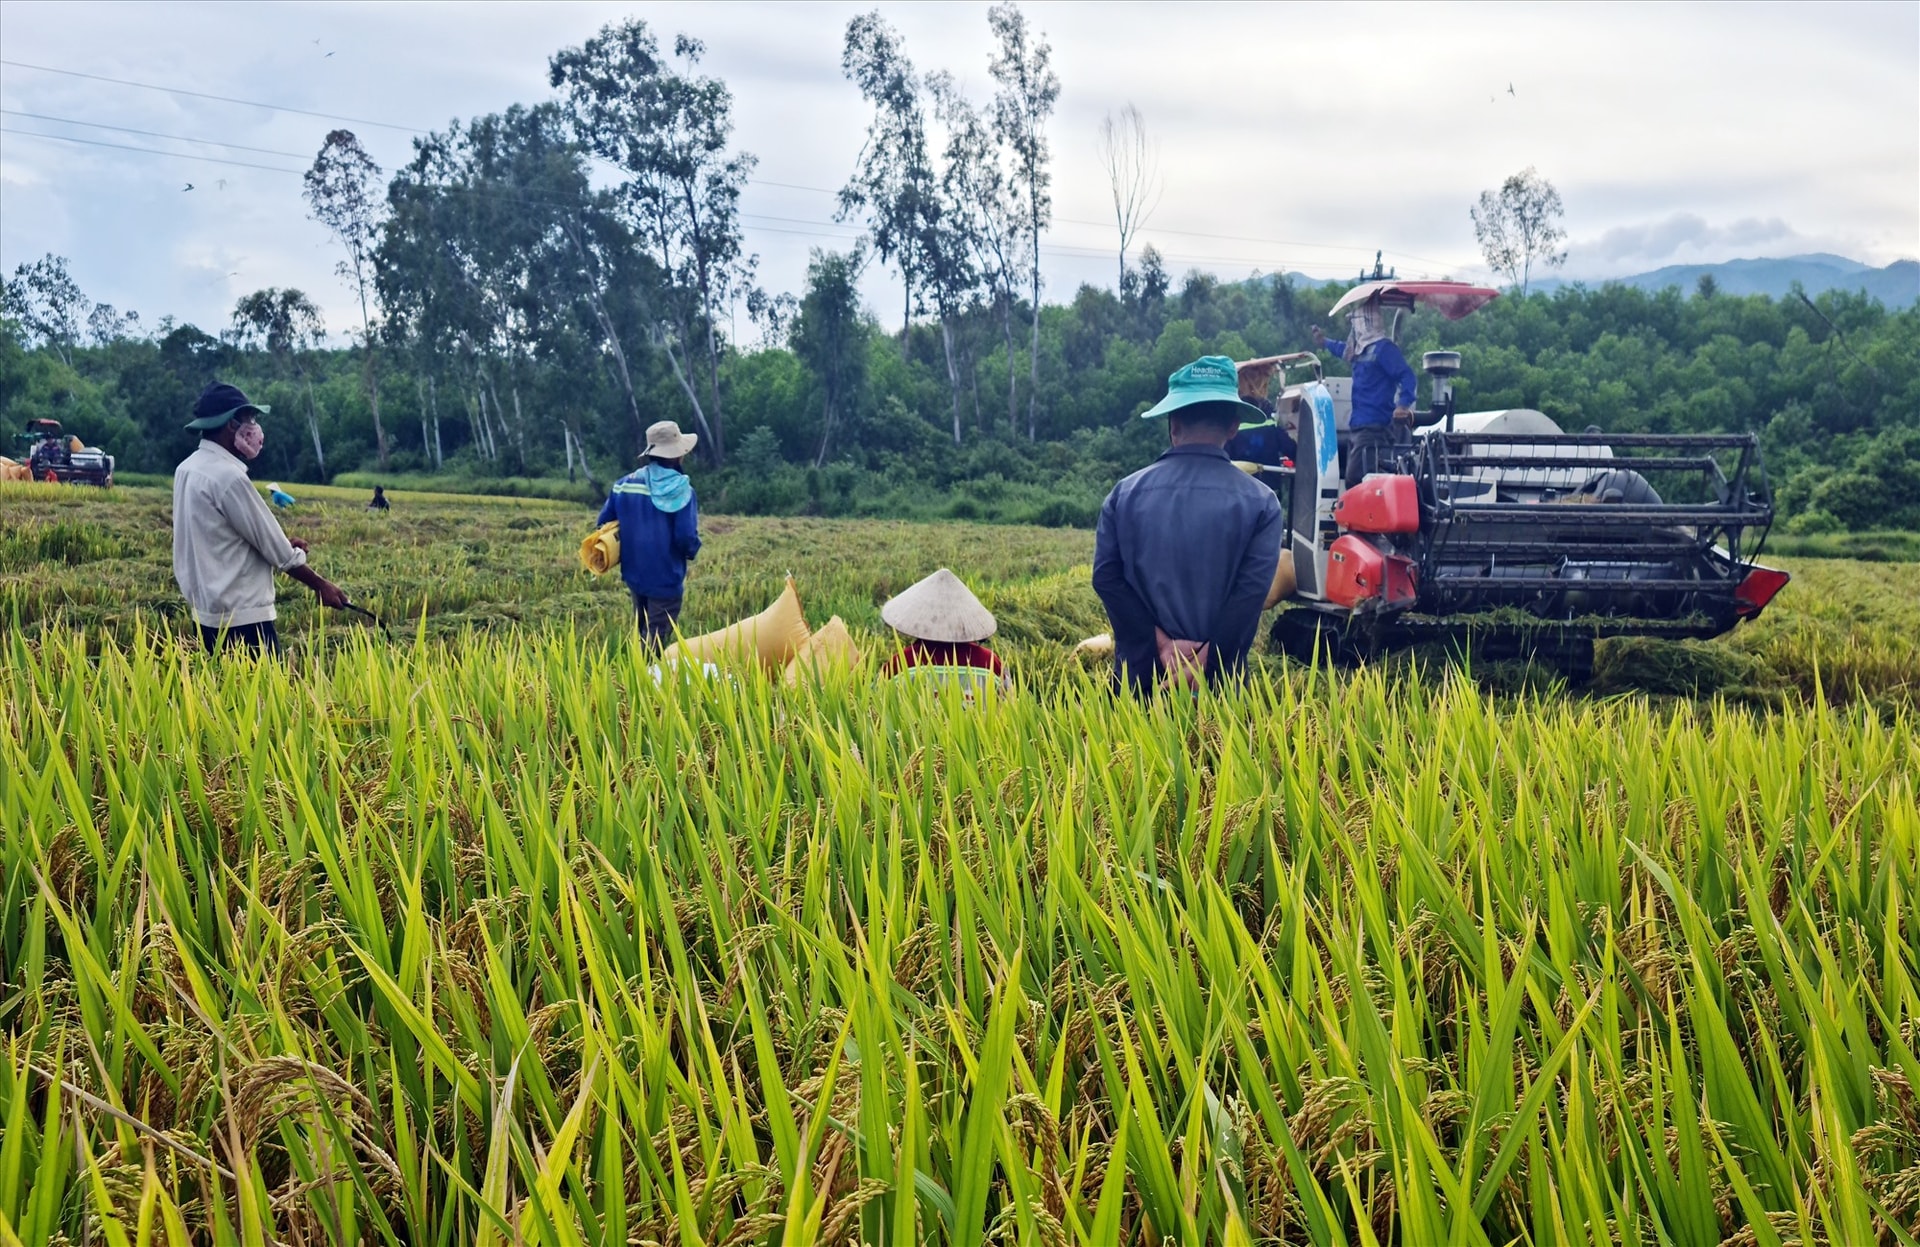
[1094,355,1283,694]
[598,420,702,646]
[1312,294,1418,486]
[173,382,347,654]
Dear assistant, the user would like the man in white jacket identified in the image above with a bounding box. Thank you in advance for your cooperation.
[173,382,346,653]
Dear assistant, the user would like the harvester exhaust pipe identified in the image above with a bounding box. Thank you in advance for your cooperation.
[1423,351,1462,431]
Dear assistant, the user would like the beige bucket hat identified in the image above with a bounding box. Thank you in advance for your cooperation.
[644,420,699,460]
[881,568,997,643]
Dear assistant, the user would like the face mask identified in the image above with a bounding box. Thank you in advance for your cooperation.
[232,420,265,460]
[1346,305,1386,358]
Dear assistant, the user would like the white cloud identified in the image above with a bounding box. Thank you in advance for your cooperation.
[1,0,1913,332]
[1573,213,1802,268]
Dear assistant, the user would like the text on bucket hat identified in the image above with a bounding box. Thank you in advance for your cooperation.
[185,382,269,431]
[1140,355,1268,422]
[644,420,699,460]
[880,568,998,644]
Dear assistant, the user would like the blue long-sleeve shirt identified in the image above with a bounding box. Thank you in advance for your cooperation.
[596,467,701,597]
[1092,444,1283,691]
[1326,337,1418,429]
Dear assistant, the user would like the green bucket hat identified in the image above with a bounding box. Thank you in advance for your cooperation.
[1141,355,1267,422]
[184,382,270,430]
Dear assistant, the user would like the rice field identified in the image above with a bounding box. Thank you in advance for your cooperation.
[2,481,1918,1245]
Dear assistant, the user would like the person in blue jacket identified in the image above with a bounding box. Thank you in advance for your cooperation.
[597,420,702,646]
[1312,295,1418,487]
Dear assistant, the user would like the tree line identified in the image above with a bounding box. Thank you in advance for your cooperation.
[3,7,1915,534]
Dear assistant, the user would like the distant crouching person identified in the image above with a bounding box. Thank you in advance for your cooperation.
[880,568,1011,701]
[1093,355,1282,693]
[172,382,347,654]
[599,420,702,646]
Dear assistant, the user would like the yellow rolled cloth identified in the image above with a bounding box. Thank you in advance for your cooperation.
[580,521,621,575]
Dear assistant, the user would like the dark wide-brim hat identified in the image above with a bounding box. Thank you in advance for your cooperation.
[1141,354,1267,422]
[185,382,269,430]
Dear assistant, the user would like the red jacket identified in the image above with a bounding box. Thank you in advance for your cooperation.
[881,639,1006,677]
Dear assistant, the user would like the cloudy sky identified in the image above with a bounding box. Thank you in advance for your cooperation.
[2,1,1914,340]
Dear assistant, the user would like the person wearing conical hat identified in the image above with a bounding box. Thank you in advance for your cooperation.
[595,420,702,646]
[1312,295,1418,487]
[879,568,1011,698]
[1093,355,1283,693]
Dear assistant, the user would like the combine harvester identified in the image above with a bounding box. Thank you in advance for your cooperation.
[2,419,115,486]
[1236,278,1789,679]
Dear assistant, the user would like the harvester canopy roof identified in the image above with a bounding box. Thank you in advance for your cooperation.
[1329,281,1500,321]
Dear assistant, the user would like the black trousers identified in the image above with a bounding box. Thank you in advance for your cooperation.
[630,590,683,647]
[1344,424,1408,488]
[199,619,280,655]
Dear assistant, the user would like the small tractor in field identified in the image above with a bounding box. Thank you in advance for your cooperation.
[6,419,115,487]
[1236,280,1789,679]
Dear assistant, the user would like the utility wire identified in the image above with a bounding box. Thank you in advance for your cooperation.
[2,121,1396,275]
[0,127,304,174]
[0,59,428,133]
[3,58,1474,273]
[730,174,1469,270]
[1,108,314,160]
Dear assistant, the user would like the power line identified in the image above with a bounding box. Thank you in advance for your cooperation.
[0,127,304,174]
[0,124,1409,275]
[734,173,1469,270]
[3,57,1476,274]
[1,108,315,160]
[0,59,428,134]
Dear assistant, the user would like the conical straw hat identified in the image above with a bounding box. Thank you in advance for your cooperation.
[880,568,997,643]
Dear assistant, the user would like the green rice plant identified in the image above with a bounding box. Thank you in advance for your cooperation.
[4,483,1916,708]
[3,617,1915,1245]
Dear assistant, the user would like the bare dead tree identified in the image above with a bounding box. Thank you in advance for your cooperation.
[1098,103,1160,291]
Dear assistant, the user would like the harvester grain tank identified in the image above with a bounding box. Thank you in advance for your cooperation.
[1236,279,1789,678]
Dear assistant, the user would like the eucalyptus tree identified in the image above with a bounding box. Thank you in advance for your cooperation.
[230,288,328,475]
[2,254,87,368]
[988,1,1058,440]
[1471,166,1567,296]
[791,247,871,466]
[551,20,757,463]
[930,72,1024,436]
[381,103,654,470]
[838,11,937,342]
[922,186,980,446]
[305,130,391,467]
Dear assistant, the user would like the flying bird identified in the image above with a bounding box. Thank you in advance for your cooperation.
[1507,83,1516,96]
[325,51,335,57]
[182,182,194,191]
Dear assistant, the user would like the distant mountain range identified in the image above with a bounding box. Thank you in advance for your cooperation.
[1535,253,1918,305]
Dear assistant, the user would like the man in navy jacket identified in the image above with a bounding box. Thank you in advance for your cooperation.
[1094,356,1283,694]
[598,420,702,645]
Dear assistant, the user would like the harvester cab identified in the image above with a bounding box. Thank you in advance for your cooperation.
[10,418,115,487]
[1237,278,1790,678]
